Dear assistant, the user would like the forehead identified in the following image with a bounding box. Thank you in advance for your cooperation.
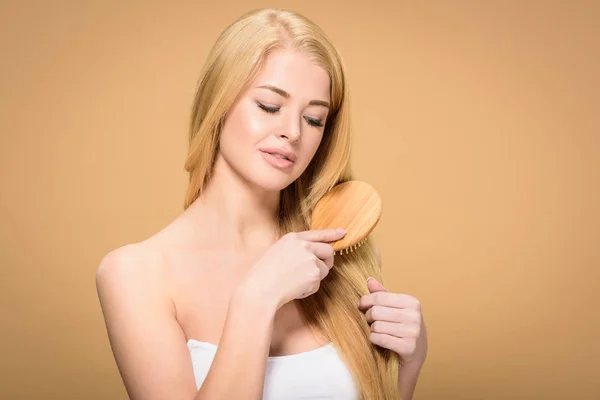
[251,48,331,102]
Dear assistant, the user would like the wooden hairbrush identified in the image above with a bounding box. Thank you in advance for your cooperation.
[310,181,382,255]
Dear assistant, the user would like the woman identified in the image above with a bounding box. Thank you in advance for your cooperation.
[96,8,427,400]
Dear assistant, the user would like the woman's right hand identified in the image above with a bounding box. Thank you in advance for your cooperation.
[238,229,347,310]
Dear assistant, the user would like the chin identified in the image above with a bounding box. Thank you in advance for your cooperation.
[250,173,296,192]
[228,152,304,192]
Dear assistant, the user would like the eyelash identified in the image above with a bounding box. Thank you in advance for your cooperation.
[257,102,324,128]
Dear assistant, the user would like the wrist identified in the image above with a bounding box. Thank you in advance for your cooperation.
[232,281,279,316]
[400,347,427,369]
[400,355,425,370]
[401,320,428,367]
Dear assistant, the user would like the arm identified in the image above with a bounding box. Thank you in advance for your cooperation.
[372,247,427,399]
[197,283,277,399]
[397,321,427,400]
[398,360,425,400]
[96,246,276,400]
[96,246,197,399]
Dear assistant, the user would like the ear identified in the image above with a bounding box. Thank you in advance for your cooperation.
[375,247,382,268]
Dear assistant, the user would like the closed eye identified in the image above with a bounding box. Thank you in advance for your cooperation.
[257,102,324,128]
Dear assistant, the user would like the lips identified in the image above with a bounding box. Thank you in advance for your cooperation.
[259,147,297,163]
[260,150,294,169]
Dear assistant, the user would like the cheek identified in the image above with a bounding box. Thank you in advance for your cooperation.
[299,134,324,168]
[242,105,267,139]
[221,101,267,149]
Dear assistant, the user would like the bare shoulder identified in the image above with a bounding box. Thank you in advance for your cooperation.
[95,240,174,336]
[96,241,165,299]
[95,240,197,399]
[95,208,215,301]
[96,243,140,281]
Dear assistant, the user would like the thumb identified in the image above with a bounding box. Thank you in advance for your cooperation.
[367,277,387,293]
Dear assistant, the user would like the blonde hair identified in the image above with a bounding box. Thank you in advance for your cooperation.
[183,8,399,399]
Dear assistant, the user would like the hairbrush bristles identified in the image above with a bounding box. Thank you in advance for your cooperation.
[309,181,382,254]
[335,237,368,255]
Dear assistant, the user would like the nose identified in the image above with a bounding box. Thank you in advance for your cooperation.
[278,113,301,143]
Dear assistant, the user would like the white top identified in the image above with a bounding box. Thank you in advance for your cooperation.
[187,339,360,399]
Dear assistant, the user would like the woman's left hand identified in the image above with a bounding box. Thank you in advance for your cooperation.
[358,278,428,366]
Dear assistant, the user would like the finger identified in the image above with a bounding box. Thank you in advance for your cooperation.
[298,285,319,299]
[365,306,419,324]
[296,229,346,243]
[370,320,421,339]
[367,277,387,293]
[298,280,321,298]
[369,332,416,355]
[358,292,421,311]
[315,257,330,280]
[307,242,335,268]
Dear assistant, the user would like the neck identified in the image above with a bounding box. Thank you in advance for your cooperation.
[188,153,281,249]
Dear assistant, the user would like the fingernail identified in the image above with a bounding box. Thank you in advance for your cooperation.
[367,277,375,283]
[336,228,346,234]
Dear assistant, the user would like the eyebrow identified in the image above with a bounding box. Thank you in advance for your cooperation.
[257,84,330,108]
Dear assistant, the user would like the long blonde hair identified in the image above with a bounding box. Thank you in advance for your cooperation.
[183,8,399,399]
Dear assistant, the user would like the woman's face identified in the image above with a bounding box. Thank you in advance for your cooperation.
[218,48,331,192]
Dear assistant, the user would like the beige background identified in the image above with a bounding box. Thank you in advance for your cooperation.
[1,1,598,399]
